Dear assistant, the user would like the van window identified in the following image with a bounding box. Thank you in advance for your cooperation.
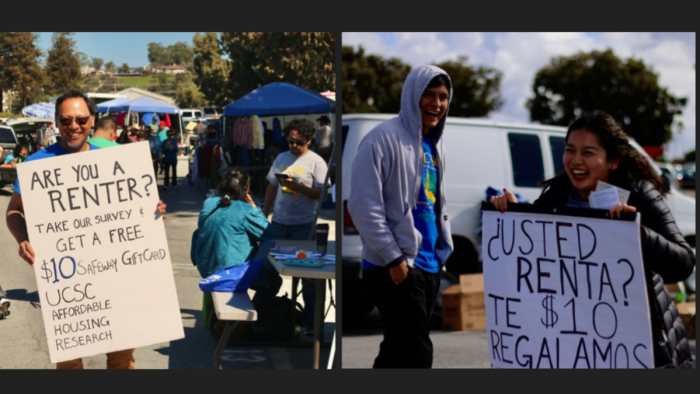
[203,108,216,115]
[193,111,202,117]
[182,111,192,118]
[0,127,15,143]
[508,133,544,188]
[549,136,566,175]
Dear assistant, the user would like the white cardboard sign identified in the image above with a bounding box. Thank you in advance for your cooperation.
[17,142,184,363]
[481,208,653,369]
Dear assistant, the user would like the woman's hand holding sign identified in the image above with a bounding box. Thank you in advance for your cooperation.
[609,202,636,219]
[490,188,518,213]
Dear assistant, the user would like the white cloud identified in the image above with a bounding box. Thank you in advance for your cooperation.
[343,32,696,159]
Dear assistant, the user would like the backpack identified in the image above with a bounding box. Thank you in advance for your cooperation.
[246,294,309,343]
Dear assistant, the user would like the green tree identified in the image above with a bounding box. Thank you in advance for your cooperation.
[46,32,83,95]
[76,51,90,68]
[148,42,171,65]
[175,84,205,108]
[342,47,504,116]
[527,49,687,146]
[169,41,193,66]
[192,32,231,106]
[434,56,503,117]
[220,32,335,101]
[91,57,104,71]
[0,32,47,110]
[105,60,115,73]
[120,63,130,72]
[342,45,410,114]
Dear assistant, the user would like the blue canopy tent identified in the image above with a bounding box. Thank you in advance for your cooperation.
[95,97,131,114]
[223,82,336,236]
[95,97,183,143]
[223,82,335,116]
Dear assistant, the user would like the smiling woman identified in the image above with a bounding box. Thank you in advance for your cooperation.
[490,111,694,368]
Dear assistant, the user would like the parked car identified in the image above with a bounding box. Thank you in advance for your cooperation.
[677,163,696,190]
[341,114,698,324]
[180,108,203,125]
[0,117,54,189]
[198,106,223,121]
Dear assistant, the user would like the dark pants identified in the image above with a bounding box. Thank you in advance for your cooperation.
[163,161,177,187]
[268,221,317,323]
[364,266,441,368]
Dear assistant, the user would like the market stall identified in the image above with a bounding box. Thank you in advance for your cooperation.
[95,96,184,143]
[216,82,335,196]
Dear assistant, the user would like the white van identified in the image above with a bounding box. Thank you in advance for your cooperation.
[342,114,696,321]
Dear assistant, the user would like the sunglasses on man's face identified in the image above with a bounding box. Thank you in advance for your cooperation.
[58,116,91,126]
[287,137,308,146]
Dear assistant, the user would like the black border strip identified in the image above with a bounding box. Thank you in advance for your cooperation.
[481,201,638,222]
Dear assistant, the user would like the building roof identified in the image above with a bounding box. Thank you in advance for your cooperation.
[153,65,185,70]
[115,87,175,106]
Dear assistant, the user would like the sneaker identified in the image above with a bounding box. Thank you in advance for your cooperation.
[161,185,169,191]
[0,298,10,319]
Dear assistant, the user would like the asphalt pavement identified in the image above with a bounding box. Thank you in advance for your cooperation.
[343,288,695,369]
[0,156,336,369]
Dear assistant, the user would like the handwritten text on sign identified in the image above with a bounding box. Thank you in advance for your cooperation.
[18,142,184,363]
[481,209,652,369]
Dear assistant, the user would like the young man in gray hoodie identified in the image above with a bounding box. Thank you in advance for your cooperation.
[348,65,454,368]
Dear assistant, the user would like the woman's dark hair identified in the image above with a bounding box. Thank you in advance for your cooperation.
[118,129,131,144]
[283,118,315,140]
[426,74,452,92]
[218,167,251,207]
[14,144,28,157]
[543,111,665,195]
[136,132,145,140]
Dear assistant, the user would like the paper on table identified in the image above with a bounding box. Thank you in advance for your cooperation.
[589,187,620,209]
[596,180,631,204]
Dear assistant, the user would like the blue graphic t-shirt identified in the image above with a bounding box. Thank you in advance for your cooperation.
[411,137,440,273]
[12,142,100,194]
[362,137,440,272]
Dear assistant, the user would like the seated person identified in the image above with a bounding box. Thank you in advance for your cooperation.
[5,144,29,164]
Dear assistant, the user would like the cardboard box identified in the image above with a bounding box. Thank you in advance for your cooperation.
[676,302,696,339]
[441,274,486,332]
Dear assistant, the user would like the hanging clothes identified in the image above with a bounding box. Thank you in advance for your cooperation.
[210,145,222,185]
[272,118,283,143]
[165,113,172,128]
[116,113,126,126]
[251,115,265,150]
[232,117,253,149]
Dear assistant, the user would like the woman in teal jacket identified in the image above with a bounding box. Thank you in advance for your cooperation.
[192,167,272,333]
[193,167,269,278]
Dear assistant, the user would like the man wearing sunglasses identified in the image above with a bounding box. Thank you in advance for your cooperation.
[263,118,330,330]
[5,89,167,369]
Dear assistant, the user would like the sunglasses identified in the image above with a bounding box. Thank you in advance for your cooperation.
[287,137,308,146]
[59,116,91,126]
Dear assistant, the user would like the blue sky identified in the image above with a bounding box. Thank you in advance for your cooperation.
[344,33,696,160]
[37,33,198,68]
